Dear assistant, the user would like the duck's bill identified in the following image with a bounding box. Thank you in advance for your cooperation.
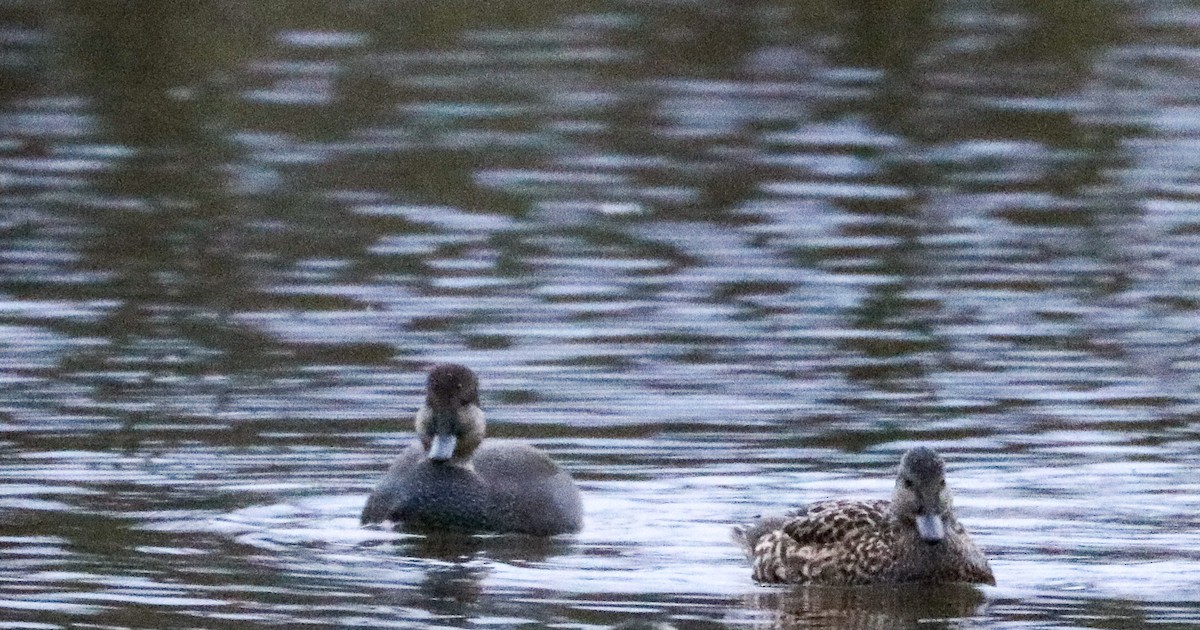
[427,433,458,462]
[916,513,945,543]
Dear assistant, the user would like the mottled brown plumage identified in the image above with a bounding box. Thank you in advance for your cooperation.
[733,447,994,586]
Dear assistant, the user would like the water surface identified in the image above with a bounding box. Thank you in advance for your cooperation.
[2,0,1200,628]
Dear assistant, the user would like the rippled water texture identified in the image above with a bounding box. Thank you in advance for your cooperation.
[2,0,1200,628]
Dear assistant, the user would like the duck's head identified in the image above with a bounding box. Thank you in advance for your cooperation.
[891,446,951,545]
[415,363,486,464]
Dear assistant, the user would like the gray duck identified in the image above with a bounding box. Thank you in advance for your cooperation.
[361,363,583,535]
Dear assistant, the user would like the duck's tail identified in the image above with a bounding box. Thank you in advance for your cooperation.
[730,515,789,559]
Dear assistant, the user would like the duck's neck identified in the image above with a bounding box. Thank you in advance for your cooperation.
[431,457,476,472]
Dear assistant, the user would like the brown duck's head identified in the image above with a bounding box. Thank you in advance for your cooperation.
[415,363,486,463]
[891,446,952,545]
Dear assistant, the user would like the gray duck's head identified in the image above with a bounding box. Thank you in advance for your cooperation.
[415,363,486,463]
[891,446,953,545]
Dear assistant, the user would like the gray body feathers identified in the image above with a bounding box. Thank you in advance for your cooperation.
[361,440,583,535]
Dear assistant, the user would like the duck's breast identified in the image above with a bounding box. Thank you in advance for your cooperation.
[361,444,494,531]
[361,444,424,525]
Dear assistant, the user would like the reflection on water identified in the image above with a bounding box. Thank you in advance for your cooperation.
[741,583,988,630]
[3,0,1200,628]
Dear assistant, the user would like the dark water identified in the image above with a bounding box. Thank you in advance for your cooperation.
[2,0,1200,628]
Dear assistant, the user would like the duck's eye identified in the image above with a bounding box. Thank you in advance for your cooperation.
[903,478,914,489]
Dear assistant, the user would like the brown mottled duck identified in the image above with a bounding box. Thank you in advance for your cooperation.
[733,447,994,586]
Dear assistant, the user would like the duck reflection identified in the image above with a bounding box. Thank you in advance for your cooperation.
[377,531,574,616]
[402,530,575,564]
[411,557,486,612]
[743,583,987,630]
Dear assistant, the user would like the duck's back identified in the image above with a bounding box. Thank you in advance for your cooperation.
[473,441,583,535]
[743,499,900,585]
[360,441,582,535]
